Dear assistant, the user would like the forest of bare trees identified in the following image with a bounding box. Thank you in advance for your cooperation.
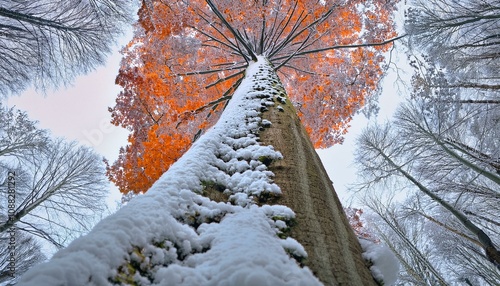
[0,0,133,95]
[353,0,500,284]
[0,0,134,284]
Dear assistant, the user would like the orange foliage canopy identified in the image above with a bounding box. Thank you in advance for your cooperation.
[107,0,398,194]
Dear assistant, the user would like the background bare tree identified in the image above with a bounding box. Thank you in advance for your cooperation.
[0,140,110,246]
[0,229,45,285]
[352,3,500,282]
[363,194,449,286]
[406,0,500,81]
[406,0,500,105]
[0,104,110,279]
[352,97,500,284]
[0,105,49,159]
[0,0,134,96]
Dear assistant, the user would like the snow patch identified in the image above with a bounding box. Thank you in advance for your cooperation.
[261,119,272,127]
[359,239,400,285]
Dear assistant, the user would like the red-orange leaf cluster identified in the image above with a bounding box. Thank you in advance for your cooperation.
[345,207,378,242]
[107,0,398,194]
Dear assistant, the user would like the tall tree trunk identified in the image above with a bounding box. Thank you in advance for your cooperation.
[259,58,377,285]
[17,57,378,285]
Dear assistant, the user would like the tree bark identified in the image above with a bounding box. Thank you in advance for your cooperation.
[259,59,377,285]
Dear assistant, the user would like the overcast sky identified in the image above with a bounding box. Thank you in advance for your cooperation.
[5,30,407,210]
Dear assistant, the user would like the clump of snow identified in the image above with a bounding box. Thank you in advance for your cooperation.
[359,239,400,286]
[261,119,272,127]
[277,96,286,104]
[17,56,321,286]
[280,237,308,260]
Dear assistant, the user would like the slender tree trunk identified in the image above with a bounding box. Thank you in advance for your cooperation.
[374,145,500,268]
[416,211,482,247]
[370,210,448,286]
[445,139,500,168]
[0,7,76,31]
[259,58,377,285]
[431,135,500,185]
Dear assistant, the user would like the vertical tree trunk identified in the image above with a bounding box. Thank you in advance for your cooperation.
[259,59,377,285]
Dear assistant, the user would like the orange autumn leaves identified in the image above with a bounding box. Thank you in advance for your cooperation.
[107,0,398,194]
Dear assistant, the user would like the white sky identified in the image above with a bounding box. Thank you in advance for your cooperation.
[319,62,407,205]
[5,33,407,210]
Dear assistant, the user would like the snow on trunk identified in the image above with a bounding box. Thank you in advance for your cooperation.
[257,63,379,285]
[359,239,400,285]
[17,57,322,286]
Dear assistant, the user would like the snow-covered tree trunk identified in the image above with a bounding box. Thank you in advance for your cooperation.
[17,57,379,285]
[257,66,376,284]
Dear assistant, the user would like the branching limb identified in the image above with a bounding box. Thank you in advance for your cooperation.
[275,34,407,60]
[205,0,258,61]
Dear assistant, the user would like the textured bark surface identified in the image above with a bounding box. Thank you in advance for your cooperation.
[259,75,377,285]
